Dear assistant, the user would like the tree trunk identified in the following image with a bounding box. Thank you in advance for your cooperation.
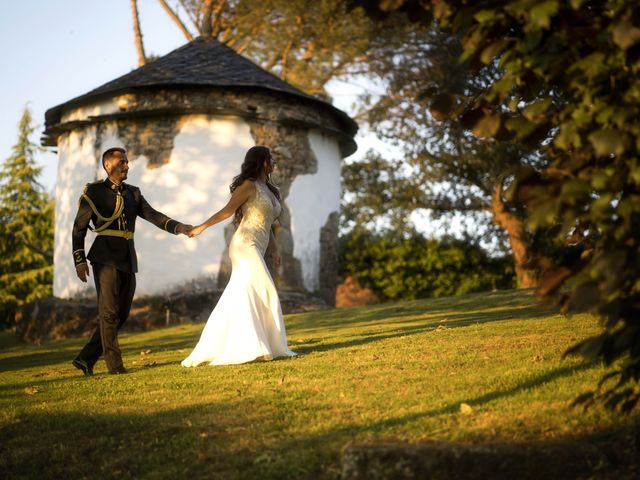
[200,0,216,37]
[210,0,226,38]
[130,0,147,67]
[157,0,194,41]
[491,181,537,288]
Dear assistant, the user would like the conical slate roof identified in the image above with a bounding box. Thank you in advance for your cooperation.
[44,37,356,135]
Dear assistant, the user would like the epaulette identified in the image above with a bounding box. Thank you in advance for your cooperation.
[83,180,101,194]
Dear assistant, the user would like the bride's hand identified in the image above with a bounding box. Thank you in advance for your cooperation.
[271,251,281,268]
[188,224,207,238]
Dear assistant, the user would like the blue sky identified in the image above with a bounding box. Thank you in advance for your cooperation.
[0,0,380,193]
[1,1,479,242]
[1,1,189,191]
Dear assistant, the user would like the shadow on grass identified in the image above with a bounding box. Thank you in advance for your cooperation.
[121,331,202,353]
[292,303,555,356]
[1,362,636,480]
[0,346,81,374]
[291,289,553,333]
[0,328,201,374]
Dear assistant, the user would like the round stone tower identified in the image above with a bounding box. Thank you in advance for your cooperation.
[43,37,357,305]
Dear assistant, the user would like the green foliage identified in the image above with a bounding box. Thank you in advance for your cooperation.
[360,25,539,213]
[361,0,640,411]
[340,152,416,233]
[164,0,377,95]
[342,21,545,287]
[339,230,515,301]
[350,26,514,236]
[0,107,54,328]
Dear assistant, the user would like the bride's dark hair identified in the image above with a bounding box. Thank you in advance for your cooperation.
[230,146,281,226]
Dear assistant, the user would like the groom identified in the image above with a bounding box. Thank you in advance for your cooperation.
[71,147,192,375]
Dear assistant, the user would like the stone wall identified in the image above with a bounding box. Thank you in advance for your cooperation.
[83,88,354,167]
[341,441,637,479]
[16,291,329,344]
[51,87,354,301]
[116,116,185,168]
[318,211,340,305]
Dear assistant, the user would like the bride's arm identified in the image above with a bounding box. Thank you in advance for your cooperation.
[189,181,254,237]
[266,222,281,267]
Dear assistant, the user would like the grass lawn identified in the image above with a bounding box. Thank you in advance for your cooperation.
[0,289,638,479]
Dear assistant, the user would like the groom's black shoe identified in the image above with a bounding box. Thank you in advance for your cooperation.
[108,366,128,375]
[72,358,93,376]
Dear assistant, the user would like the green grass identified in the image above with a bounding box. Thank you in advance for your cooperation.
[0,289,637,479]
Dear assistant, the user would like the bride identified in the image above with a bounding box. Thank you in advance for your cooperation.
[181,146,297,366]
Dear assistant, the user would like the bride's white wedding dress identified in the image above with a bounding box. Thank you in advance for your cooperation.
[181,181,297,366]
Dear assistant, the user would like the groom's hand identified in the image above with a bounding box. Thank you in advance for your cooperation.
[176,224,193,236]
[76,264,90,283]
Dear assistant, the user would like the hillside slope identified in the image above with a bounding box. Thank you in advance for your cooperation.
[1,289,637,479]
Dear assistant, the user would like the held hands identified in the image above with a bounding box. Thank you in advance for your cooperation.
[188,224,207,238]
[176,222,206,238]
[76,264,90,283]
[176,224,194,236]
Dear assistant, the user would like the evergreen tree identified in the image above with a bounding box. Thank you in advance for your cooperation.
[0,107,54,328]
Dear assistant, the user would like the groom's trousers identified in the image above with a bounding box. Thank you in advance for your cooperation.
[75,263,136,372]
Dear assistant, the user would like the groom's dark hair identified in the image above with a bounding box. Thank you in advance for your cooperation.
[102,147,126,170]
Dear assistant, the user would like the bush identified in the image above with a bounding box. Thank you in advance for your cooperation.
[339,231,515,301]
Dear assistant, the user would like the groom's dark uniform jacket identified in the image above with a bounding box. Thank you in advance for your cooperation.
[72,178,182,272]
[72,178,182,372]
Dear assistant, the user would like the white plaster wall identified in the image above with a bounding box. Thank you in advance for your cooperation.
[61,98,120,123]
[53,128,101,298]
[129,115,254,295]
[287,130,342,292]
[54,114,255,298]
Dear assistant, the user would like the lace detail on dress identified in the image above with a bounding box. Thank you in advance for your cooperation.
[233,181,281,255]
